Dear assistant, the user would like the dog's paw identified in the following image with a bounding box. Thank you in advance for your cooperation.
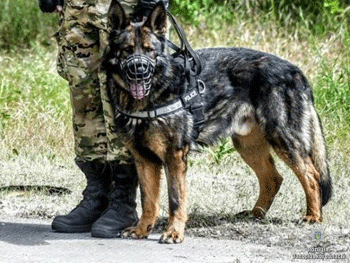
[303,215,322,223]
[159,228,184,244]
[122,226,149,239]
[236,208,266,220]
[235,210,256,219]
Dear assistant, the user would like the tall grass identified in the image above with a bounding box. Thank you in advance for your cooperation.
[0,45,72,161]
[1,1,349,158]
[1,0,349,157]
[0,0,59,49]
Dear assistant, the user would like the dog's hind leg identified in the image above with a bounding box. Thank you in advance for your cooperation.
[273,147,323,223]
[233,124,283,219]
[159,146,190,244]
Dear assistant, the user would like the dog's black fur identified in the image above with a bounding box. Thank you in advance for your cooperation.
[103,0,332,244]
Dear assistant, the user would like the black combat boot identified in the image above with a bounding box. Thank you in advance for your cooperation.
[51,160,110,233]
[91,163,139,238]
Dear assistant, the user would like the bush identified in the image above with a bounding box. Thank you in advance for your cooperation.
[1,0,349,49]
[0,0,59,49]
[171,0,349,34]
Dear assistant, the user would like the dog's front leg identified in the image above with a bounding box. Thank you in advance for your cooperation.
[159,146,189,244]
[122,158,162,239]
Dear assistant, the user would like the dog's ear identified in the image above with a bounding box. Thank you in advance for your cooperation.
[143,2,167,36]
[108,0,129,31]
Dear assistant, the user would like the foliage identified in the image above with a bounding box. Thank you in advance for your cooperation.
[171,0,350,34]
[1,0,349,49]
[0,0,59,49]
[0,46,71,159]
[207,138,236,165]
[170,0,218,23]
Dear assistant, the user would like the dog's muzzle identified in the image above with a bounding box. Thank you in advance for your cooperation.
[121,54,155,100]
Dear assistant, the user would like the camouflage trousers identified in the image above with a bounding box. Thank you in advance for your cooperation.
[55,0,137,164]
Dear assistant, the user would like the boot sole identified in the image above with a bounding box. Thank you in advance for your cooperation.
[51,221,92,233]
[91,226,122,238]
[91,219,139,238]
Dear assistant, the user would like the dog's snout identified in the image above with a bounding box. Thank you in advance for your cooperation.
[131,60,148,74]
[122,54,155,81]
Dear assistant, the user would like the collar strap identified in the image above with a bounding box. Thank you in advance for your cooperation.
[116,99,183,119]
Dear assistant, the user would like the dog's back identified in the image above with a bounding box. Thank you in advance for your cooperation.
[198,47,332,212]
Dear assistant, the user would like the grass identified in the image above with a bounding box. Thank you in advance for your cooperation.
[0,0,58,49]
[0,45,72,160]
[0,1,349,244]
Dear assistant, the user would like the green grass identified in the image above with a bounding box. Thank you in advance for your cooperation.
[0,45,72,161]
[0,1,349,236]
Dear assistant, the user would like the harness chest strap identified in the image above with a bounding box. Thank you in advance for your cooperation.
[116,99,183,119]
[115,82,206,138]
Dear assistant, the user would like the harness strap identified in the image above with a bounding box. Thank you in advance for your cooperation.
[116,79,206,140]
[116,99,183,119]
[166,11,206,139]
[166,11,203,78]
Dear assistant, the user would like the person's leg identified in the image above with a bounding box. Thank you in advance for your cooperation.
[52,0,139,234]
[51,0,111,233]
[88,0,140,238]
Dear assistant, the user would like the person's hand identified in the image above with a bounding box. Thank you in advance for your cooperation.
[133,0,169,21]
[39,0,64,13]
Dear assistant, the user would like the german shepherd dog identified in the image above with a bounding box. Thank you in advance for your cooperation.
[103,0,332,243]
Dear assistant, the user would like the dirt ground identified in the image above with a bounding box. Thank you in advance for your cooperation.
[1,152,349,262]
[1,216,349,263]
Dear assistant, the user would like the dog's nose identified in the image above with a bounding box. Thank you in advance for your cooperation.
[134,62,147,74]
[122,54,155,83]
[128,60,150,78]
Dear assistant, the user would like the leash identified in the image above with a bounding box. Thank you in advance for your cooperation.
[166,11,206,139]
[166,11,203,78]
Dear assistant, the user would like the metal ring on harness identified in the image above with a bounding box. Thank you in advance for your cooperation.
[197,79,206,94]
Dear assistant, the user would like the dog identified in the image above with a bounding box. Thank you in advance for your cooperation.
[103,0,332,244]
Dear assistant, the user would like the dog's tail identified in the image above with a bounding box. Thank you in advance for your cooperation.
[309,107,332,206]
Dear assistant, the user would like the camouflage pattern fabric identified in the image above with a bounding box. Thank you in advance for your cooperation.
[55,0,137,163]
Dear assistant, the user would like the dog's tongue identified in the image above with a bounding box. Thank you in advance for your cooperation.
[130,82,146,100]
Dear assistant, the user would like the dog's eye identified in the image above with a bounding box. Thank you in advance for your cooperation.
[145,47,155,56]
[123,47,134,55]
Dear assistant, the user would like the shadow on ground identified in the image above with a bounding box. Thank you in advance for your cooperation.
[0,221,91,246]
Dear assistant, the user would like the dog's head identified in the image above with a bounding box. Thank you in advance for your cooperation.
[104,0,170,101]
